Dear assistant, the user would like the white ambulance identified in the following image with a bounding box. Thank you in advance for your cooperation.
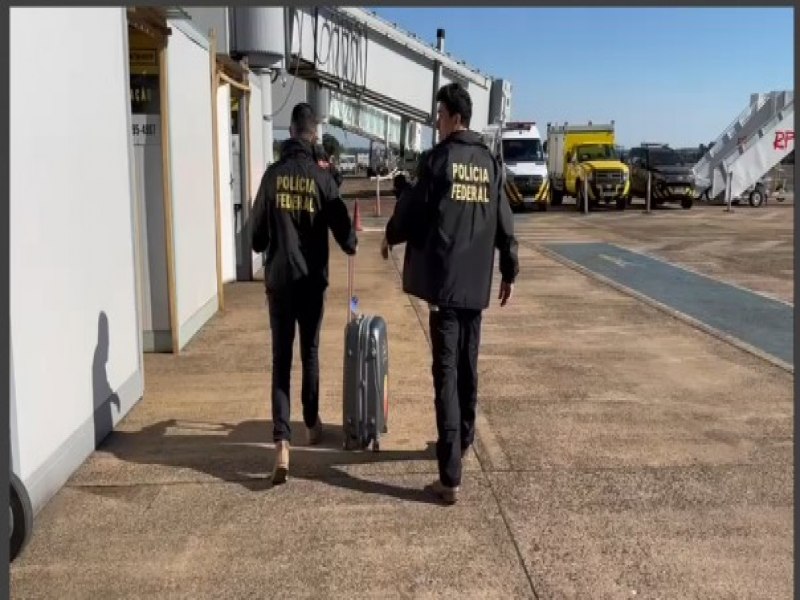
[499,121,549,210]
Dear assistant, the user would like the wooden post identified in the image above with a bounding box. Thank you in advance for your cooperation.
[209,29,224,311]
[158,41,180,354]
[243,72,254,279]
[244,79,253,209]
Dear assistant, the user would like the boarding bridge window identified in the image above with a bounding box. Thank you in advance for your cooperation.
[502,139,544,162]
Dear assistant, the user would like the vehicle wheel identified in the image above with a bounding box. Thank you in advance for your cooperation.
[681,197,694,209]
[616,197,627,210]
[550,186,564,206]
[749,188,765,207]
[10,472,33,562]
[537,202,547,212]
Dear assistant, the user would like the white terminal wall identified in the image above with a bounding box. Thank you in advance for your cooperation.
[9,7,144,512]
[165,19,220,348]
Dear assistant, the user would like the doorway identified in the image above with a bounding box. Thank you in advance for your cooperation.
[231,90,254,281]
[126,10,176,353]
[211,80,249,285]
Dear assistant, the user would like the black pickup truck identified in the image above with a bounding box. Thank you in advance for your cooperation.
[626,144,695,209]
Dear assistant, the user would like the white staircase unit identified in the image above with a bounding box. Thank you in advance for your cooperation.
[720,97,794,199]
[692,91,793,195]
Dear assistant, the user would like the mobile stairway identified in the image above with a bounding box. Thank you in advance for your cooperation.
[692,91,794,206]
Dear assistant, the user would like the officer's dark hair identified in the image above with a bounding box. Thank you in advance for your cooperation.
[290,102,317,138]
[436,83,472,127]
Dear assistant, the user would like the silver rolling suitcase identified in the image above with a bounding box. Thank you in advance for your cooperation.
[342,256,389,451]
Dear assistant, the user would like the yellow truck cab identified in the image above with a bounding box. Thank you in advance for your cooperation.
[546,122,630,211]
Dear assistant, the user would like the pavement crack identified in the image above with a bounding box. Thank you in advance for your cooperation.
[472,448,540,599]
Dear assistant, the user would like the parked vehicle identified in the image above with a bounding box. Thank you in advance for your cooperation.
[338,153,357,174]
[626,143,695,209]
[481,122,549,211]
[500,122,549,210]
[547,122,630,211]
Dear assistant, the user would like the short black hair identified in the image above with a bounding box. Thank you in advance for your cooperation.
[436,83,472,127]
[290,102,317,137]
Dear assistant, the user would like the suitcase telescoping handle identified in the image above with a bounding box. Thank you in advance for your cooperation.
[347,254,356,323]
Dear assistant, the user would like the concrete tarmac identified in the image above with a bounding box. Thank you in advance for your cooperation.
[11,202,793,599]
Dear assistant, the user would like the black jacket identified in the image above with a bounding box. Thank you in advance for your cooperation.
[251,138,357,292]
[385,130,519,310]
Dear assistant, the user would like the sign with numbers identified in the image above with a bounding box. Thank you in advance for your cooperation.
[131,114,160,146]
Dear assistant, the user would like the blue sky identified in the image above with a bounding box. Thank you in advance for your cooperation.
[332,7,792,149]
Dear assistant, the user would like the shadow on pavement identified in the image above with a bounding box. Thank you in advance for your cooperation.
[102,419,444,505]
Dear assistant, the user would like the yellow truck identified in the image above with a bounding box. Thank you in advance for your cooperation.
[546,122,630,211]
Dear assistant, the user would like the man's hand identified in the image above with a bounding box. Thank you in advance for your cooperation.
[380,236,390,260]
[498,281,514,307]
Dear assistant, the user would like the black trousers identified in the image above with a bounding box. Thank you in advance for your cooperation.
[429,306,482,488]
[267,280,325,442]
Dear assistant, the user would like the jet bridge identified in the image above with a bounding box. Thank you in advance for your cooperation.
[692,91,794,200]
[185,7,512,156]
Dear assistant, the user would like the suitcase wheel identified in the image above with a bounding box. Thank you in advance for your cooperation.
[10,472,33,562]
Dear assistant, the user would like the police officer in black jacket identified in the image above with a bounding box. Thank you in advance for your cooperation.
[383,83,519,504]
[251,102,358,484]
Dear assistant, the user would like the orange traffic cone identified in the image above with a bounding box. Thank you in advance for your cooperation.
[353,199,363,231]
